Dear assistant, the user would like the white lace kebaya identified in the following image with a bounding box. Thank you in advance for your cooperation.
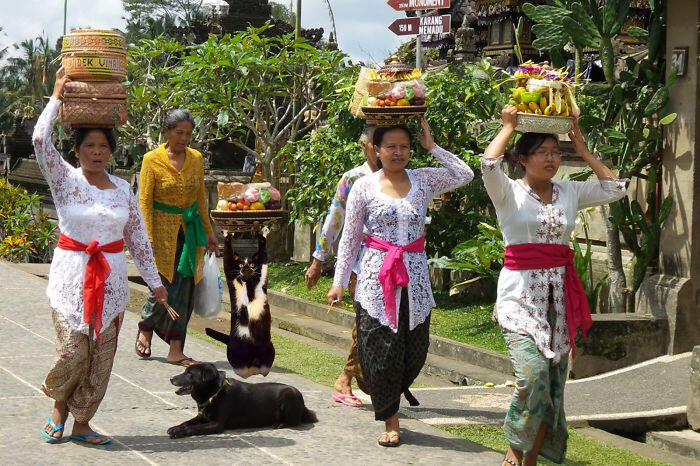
[333,145,474,332]
[32,97,163,337]
[482,156,626,363]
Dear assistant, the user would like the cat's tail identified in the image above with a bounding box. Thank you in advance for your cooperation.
[205,328,230,345]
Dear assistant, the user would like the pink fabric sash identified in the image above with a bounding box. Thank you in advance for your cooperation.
[504,243,592,358]
[363,235,425,329]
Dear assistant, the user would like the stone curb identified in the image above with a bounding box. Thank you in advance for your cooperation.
[267,290,513,375]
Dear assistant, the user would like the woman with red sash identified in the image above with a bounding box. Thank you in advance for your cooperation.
[33,70,167,445]
[484,106,626,465]
[327,117,473,447]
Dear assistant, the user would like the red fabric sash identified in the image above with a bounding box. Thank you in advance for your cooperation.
[57,233,124,336]
[363,235,425,329]
[504,243,592,358]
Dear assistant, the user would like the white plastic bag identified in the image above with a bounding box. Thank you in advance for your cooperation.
[194,252,223,319]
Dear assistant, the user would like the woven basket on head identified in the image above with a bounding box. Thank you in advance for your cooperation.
[63,81,127,100]
[62,52,127,81]
[62,29,126,55]
[61,98,127,128]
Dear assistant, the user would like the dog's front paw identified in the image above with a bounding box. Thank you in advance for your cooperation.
[167,425,187,439]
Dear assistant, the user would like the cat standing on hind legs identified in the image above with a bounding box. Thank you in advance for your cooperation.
[206,226,275,378]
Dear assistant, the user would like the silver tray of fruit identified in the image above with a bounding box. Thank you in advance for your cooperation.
[515,113,574,134]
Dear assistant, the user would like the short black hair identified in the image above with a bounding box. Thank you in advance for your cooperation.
[508,132,558,165]
[74,128,117,153]
[372,125,411,148]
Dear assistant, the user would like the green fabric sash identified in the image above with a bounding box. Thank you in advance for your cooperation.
[153,201,206,278]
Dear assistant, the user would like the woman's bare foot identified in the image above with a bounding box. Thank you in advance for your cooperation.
[43,401,68,439]
[71,421,110,444]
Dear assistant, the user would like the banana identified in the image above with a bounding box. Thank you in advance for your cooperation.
[544,105,553,116]
[540,98,548,112]
[517,103,528,113]
[528,102,540,113]
[534,107,542,115]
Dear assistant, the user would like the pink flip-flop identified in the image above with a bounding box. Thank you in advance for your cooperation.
[332,392,363,407]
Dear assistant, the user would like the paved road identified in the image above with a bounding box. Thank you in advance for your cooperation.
[0,260,502,465]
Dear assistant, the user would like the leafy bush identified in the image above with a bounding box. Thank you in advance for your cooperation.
[285,59,508,258]
[0,180,57,263]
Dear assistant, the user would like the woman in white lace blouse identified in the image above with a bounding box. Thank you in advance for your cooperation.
[33,70,167,445]
[484,106,626,466]
[327,117,474,447]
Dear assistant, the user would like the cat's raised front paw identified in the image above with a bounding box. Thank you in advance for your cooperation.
[261,226,270,238]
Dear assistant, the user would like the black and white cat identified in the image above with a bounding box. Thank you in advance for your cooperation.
[205,227,275,378]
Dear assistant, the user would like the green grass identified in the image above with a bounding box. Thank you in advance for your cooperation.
[266,262,507,354]
[188,327,347,387]
[442,425,667,466]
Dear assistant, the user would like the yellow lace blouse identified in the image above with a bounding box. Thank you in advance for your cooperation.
[139,144,214,284]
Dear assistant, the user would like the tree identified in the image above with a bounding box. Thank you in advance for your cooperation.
[174,26,347,180]
[122,0,206,42]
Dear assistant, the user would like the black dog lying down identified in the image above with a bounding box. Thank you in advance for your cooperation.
[168,362,317,438]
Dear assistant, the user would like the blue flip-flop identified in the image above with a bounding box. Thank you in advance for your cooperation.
[40,417,65,443]
[70,431,112,445]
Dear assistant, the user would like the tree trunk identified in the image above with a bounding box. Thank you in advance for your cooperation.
[601,205,627,313]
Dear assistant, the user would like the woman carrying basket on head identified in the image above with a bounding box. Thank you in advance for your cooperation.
[327,116,474,447]
[484,105,627,465]
[35,69,167,445]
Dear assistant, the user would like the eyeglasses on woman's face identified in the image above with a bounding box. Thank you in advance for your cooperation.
[530,149,562,159]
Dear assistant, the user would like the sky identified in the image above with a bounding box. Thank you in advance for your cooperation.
[0,0,409,66]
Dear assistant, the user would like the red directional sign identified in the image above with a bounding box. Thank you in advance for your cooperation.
[388,14,451,36]
[387,0,451,11]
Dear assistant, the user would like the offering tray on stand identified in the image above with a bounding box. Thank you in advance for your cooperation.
[361,105,428,126]
[515,113,574,134]
[210,209,285,233]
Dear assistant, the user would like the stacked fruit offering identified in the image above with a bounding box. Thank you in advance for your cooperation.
[363,57,427,108]
[215,182,281,212]
[510,61,580,118]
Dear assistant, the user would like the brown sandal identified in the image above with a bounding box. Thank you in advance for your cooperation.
[167,357,196,367]
[135,330,151,358]
[377,431,400,447]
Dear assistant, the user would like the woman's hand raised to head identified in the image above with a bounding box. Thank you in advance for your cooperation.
[417,116,436,151]
[567,117,587,151]
[484,105,518,159]
[51,67,71,100]
[501,104,518,130]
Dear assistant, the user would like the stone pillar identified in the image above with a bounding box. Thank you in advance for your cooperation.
[689,346,700,431]
[291,220,316,263]
[637,0,700,354]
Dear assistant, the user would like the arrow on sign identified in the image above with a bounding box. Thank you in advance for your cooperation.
[388,14,451,36]
[387,0,451,11]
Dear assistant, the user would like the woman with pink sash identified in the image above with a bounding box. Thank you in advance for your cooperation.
[327,117,473,447]
[484,106,626,465]
[33,70,167,445]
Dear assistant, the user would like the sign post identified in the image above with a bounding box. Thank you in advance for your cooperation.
[386,0,451,69]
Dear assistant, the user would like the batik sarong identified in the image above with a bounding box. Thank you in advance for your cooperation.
[42,308,121,423]
[356,288,430,421]
[502,304,569,464]
[139,230,195,345]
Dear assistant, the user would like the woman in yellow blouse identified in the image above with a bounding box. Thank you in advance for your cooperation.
[136,109,218,366]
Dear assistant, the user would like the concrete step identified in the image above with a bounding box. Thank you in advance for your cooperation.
[646,430,700,462]
[268,290,513,375]
[270,303,510,387]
